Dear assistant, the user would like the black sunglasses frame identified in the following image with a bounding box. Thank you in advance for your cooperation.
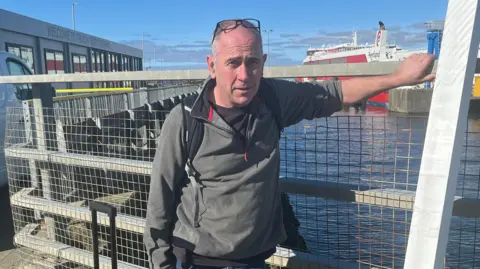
[211,18,261,43]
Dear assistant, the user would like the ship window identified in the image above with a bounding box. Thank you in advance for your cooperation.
[330,57,347,64]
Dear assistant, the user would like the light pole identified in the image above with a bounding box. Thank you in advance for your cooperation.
[263,29,273,67]
[142,32,151,69]
[72,2,78,30]
[131,32,151,70]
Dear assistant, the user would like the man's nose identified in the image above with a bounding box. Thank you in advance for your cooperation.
[237,63,250,81]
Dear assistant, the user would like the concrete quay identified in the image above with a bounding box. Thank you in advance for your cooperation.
[388,87,434,113]
[388,87,480,114]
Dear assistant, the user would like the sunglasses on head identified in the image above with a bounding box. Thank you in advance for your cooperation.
[211,18,261,43]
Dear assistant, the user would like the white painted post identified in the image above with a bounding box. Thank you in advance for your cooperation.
[404,1,480,269]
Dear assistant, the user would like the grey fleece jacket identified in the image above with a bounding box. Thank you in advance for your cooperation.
[143,77,344,269]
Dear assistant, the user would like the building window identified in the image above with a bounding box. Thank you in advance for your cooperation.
[91,49,106,72]
[6,59,32,100]
[91,49,107,88]
[133,57,142,71]
[45,50,65,74]
[94,50,104,72]
[6,43,35,74]
[72,54,87,73]
[122,56,132,71]
[108,53,119,72]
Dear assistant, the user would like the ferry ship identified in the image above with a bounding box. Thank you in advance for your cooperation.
[298,21,426,107]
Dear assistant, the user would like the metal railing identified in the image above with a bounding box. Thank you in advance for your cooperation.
[3,105,480,269]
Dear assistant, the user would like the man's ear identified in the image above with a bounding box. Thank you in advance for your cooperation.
[263,54,267,64]
[207,55,216,79]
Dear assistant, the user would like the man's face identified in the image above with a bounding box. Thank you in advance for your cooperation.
[207,26,267,107]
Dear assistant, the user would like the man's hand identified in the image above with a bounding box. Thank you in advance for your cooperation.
[391,53,436,86]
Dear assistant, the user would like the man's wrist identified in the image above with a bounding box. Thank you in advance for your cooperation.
[385,73,405,89]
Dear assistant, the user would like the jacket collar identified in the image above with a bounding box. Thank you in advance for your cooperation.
[190,75,265,121]
[190,76,216,121]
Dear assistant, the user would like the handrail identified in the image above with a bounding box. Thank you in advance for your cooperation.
[0,61,438,84]
[21,83,200,103]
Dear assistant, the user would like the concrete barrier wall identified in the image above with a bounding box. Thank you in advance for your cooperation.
[388,88,433,113]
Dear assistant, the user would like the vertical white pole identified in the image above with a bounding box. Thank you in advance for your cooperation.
[72,3,77,30]
[404,1,480,269]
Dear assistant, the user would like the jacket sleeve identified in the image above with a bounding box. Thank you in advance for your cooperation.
[267,79,344,128]
[144,104,186,269]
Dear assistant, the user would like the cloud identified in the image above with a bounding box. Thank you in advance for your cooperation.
[408,22,427,30]
[119,37,301,67]
[279,33,302,39]
[271,21,429,50]
[267,40,292,47]
[173,43,210,49]
[282,44,310,49]
[265,52,300,66]
[119,20,431,68]
[118,39,211,65]
[151,64,207,70]
[388,26,402,31]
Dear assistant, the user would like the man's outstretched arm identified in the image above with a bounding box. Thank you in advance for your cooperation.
[341,53,436,105]
[270,53,436,128]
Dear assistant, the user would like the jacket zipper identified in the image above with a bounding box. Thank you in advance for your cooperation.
[203,120,236,136]
[244,113,253,161]
[196,107,253,162]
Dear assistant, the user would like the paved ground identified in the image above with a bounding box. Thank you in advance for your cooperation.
[0,185,15,256]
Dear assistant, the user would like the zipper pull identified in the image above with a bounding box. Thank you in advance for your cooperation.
[244,150,248,161]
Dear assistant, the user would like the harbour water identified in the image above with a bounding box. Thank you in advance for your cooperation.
[280,107,480,269]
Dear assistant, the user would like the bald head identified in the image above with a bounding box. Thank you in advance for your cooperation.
[211,21,263,59]
[206,19,267,108]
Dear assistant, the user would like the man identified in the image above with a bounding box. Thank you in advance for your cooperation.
[144,18,435,269]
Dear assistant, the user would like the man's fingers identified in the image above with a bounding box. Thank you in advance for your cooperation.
[421,74,436,83]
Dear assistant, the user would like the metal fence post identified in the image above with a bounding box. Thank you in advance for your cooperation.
[31,82,57,240]
[403,0,480,268]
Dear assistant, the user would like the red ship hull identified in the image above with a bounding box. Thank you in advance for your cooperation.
[298,54,389,107]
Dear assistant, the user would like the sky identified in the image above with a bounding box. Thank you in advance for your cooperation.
[3,0,449,70]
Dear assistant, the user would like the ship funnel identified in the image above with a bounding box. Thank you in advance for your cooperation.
[375,21,388,47]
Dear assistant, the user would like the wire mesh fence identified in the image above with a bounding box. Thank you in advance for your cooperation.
[278,113,480,269]
[5,104,162,269]
[3,102,480,269]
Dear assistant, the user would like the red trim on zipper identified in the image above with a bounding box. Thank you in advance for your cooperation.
[208,106,213,121]
[244,151,248,161]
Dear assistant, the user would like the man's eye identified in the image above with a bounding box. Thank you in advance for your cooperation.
[247,59,260,66]
[228,60,241,67]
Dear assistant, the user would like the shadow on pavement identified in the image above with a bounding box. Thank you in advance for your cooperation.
[0,185,14,251]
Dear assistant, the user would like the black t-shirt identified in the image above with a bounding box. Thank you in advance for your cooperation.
[211,102,250,137]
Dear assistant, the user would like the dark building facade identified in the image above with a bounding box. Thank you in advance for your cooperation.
[0,8,143,89]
